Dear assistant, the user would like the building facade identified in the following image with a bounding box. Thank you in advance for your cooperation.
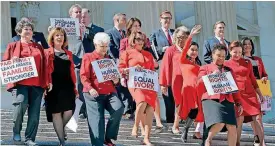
[1,1,275,123]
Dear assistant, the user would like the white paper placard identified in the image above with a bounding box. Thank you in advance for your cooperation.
[50,18,80,36]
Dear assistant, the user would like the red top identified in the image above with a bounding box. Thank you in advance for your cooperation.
[80,51,116,94]
[2,41,47,91]
[196,63,242,104]
[44,47,78,95]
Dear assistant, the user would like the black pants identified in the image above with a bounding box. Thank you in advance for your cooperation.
[163,87,175,123]
[117,85,136,115]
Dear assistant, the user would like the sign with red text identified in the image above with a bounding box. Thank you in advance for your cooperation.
[0,57,38,84]
[127,67,158,92]
[50,18,80,36]
[202,72,238,96]
[91,59,121,83]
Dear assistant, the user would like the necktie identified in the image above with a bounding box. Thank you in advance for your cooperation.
[119,30,124,39]
[220,37,226,46]
[166,30,172,45]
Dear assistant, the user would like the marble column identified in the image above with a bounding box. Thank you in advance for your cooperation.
[1,1,12,53]
[194,1,238,61]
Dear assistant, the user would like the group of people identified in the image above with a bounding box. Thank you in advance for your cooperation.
[2,3,269,146]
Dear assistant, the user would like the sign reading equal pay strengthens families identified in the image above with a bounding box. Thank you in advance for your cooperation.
[0,57,38,84]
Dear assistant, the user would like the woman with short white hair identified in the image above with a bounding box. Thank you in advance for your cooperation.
[80,32,124,146]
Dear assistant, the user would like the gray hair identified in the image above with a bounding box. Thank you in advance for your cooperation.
[93,32,110,45]
[15,20,34,35]
[172,25,190,44]
[82,8,90,14]
[69,4,82,16]
[113,13,126,21]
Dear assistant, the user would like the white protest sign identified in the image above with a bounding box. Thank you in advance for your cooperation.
[50,18,80,36]
[66,98,83,132]
[91,59,121,83]
[127,67,159,92]
[261,96,272,112]
[202,72,238,96]
[0,57,38,84]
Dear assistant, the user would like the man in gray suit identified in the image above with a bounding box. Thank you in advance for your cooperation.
[149,11,175,128]
[72,8,104,119]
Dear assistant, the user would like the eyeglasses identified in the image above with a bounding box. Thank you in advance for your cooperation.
[161,17,172,20]
[134,37,144,42]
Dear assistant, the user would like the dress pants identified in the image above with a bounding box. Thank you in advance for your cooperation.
[84,92,124,146]
[163,87,175,123]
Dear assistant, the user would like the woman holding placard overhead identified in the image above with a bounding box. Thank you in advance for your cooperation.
[197,44,243,146]
[44,27,78,146]
[2,19,47,145]
[80,32,124,146]
[224,41,265,146]
[119,31,157,146]
[242,37,268,145]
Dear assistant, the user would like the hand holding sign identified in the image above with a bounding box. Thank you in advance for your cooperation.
[121,78,127,87]
[112,78,120,84]
[89,88,99,98]
[261,77,268,84]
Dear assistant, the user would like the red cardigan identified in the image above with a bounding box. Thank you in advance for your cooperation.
[2,41,47,91]
[44,47,78,95]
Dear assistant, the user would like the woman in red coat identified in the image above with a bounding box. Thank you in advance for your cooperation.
[2,19,47,145]
[119,31,157,145]
[224,41,265,146]
[197,44,243,146]
[242,37,268,145]
[176,25,203,142]
[44,27,78,146]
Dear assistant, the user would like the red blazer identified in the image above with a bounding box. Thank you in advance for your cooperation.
[44,47,78,95]
[253,56,268,78]
[2,41,47,91]
[196,63,241,105]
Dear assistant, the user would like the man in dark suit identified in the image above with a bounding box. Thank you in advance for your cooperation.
[74,8,104,119]
[149,10,175,126]
[12,17,49,49]
[203,21,230,64]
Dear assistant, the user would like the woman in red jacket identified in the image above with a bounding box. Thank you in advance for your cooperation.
[197,44,243,146]
[242,37,268,145]
[119,31,157,145]
[176,25,203,142]
[224,41,265,146]
[2,19,47,145]
[44,27,78,146]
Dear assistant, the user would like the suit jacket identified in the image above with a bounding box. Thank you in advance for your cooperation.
[203,36,230,64]
[70,23,104,68]
[106,27,126,59]
[149,28,175,60]
[82,23,104,53]
[12,31,49,49]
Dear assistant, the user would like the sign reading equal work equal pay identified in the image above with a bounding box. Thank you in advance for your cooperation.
[0,57,38,84]
[91,59,121,83]
[202,72,238,95]
[128,67,159,92]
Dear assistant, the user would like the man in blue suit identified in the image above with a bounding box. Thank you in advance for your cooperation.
[75,8,104,119]
[12,17,49,49]
[105,13,126,62]
[203,21,230,64]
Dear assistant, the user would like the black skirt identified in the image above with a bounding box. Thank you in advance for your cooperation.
[202,99,237,132]
[45,52,76,122]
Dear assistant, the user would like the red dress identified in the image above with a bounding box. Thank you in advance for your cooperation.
[178,37,203,122]
[118,49,157,108]
[224,58,260,117]
[159,45,182,106]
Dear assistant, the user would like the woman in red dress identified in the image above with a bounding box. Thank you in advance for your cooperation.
[242,37,268,145]
[118,31,157,145]
[176,25,204,142]
[224,41,265,146]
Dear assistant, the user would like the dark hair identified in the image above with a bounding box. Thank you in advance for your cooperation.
[241,37,255,55]
[229,41,243,52]
[212,44,227,54]
[186,42,201,66]
[126,18,142,37]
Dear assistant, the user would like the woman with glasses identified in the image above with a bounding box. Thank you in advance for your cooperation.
[119,31,157,146]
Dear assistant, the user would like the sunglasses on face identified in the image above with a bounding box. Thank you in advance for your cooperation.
[177,36,188,40]
[134,37,144,42]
